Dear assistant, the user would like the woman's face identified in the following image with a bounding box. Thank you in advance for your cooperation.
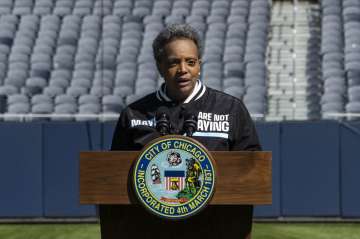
[158,38,201,103]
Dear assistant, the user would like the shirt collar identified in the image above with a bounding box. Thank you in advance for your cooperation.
[156,80,206,104]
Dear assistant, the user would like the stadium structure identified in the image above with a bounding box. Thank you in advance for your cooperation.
[0,0,359,222]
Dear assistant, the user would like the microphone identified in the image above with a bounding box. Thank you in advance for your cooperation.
[183,112,197,137]
[156,106,170,135]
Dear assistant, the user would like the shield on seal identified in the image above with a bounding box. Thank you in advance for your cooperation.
[164,170,185,191]
[132,135,216,220]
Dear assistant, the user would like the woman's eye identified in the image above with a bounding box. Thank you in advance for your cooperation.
[168,61,178,67]
[187,60,196,66]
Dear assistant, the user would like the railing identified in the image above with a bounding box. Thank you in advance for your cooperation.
[0,113,266,122]
[0,113,120,122]
[322,113,360,119]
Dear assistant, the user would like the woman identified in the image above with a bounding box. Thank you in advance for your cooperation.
[107,24,261,239]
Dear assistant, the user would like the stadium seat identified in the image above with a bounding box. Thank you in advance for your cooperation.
[8,102,30,113]
[0,0,13,14]
[93,0,113,15]
[32,102,54,114]
[33,0,54,15]
[13,0,34,15]
[77,103,101,121]
[224,86,245,99]
[223,77,244,89]
[54,103,77,114]
[90,86,112,97]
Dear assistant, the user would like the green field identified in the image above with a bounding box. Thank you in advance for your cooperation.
[252,223,360,239]
[0,223,359,239]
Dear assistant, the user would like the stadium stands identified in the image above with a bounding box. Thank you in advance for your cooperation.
[3,0,357,121]
[320,0,360,120]
[0,0,271,121]
[320,0,346,119]
[342,0,360,119]
[267,1,322,121]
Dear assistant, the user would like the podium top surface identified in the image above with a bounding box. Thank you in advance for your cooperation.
[80,150,272,205]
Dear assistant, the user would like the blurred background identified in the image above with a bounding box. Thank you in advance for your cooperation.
[0,0,359,238]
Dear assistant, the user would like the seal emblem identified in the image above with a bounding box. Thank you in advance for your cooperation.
[133,135,216,219]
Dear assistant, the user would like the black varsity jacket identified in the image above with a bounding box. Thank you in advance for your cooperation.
[111,80,261,152]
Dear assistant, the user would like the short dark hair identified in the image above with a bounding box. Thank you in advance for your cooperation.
[152,24,202,63]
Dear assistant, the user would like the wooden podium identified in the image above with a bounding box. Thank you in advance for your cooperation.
[80,151,271,239]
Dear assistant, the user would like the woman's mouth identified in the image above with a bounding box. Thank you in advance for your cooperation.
[177,78,191,87]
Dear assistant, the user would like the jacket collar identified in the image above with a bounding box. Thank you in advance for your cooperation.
[156,80,206,104]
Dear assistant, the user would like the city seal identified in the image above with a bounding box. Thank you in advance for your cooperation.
[133,135,216,219]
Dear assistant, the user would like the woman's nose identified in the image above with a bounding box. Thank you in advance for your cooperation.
[178,61,187,73]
